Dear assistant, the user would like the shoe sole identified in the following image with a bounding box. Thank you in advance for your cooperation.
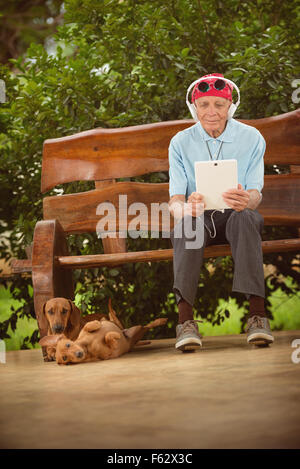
[176,337,202,352]
[247,332,274,347]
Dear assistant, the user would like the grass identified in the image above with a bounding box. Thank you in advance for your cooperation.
[0,278,299,350]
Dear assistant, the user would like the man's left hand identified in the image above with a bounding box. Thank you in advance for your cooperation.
[222,184,250,212]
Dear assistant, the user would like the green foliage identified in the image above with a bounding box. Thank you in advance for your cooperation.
[0,0,299,345]
[0,0,64,64]
[0,285,39,350]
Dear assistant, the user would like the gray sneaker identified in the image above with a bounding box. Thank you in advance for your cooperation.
[176,320,202,352]
[246,315,274,346]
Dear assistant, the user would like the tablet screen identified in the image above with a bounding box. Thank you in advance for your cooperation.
[194,159,238,210]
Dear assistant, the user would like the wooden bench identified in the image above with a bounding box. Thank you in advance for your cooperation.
[11,109,300,357]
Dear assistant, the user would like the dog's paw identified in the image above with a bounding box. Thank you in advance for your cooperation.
[83,320,102,332]
[44,355,55,362]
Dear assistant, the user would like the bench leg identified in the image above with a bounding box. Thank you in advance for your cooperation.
[32,219,74,360]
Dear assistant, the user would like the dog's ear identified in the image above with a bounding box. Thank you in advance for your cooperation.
[68,300,81,328]
[39,334,65,347]
[123,325,145,349]
[42,302,47,316]
[83,320,102,333]
[104,331,121,350]
[108,298,124,330]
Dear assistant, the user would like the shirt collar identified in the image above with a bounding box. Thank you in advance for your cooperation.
[197,118,236,143]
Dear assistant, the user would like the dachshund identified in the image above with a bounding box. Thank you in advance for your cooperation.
[42,297,107,361]
[40,301,167,365]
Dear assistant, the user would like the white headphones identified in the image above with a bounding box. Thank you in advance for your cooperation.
[186,76,240,121]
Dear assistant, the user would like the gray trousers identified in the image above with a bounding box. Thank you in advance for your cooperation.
[170,208,265,306]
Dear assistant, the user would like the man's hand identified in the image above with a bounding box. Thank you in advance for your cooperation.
[222,184,250,212]
[168,193,205,219]
[186,192,206,217]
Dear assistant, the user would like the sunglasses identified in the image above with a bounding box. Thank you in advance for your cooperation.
[197,79,226,93]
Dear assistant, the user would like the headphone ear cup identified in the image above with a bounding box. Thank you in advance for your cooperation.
[188,103,198,121]
[228,103,237,119]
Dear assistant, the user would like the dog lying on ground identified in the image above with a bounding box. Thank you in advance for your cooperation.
[40,301,167,365]
[43,297,107,361]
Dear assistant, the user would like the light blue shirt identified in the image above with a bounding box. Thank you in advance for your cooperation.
[168,118,266,199]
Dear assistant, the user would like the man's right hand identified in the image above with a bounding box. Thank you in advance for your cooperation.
[186,192,206,217]
[169,193,206,219]
[187,192,206,205]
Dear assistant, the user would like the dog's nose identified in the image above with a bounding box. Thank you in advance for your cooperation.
[76,351,83,358]
[53,324,64,333]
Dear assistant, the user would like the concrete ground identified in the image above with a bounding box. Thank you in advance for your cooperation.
[1,330,300,449]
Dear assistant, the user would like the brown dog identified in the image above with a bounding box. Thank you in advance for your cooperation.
[40,303,167,365]
[43,297,107,360]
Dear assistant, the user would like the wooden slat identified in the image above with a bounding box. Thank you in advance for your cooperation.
[242,109,300,166]
[10,259,32,273]
[10,237,300,274]
[41,121,191,192]
[57,249,174,268]
[259,174,300,225]
[41,110,300,192]
[43,181,171,234]
[43,174,300,234]
[57,238,300,269]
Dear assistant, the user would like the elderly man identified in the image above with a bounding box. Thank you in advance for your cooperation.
[168,73,274,352]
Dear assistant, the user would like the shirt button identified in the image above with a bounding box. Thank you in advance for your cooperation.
[213,141,217,144]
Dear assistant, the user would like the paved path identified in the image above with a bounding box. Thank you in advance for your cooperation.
[1,330,300,449]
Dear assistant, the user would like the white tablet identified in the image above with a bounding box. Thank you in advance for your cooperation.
[195,159,238,210]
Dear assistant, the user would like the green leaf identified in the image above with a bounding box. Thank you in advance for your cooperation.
[181,48,190,58]
[109,269,119,277]
[267,80,277,89]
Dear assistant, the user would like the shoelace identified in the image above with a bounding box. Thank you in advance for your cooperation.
[181,319,203,335]
[246,315,265,332]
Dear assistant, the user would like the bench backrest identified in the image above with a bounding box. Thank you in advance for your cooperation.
[42,110,300,247]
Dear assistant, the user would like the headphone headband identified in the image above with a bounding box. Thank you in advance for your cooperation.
[186,76,240,121]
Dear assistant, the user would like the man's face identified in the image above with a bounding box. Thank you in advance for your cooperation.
[195,96,231,136]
